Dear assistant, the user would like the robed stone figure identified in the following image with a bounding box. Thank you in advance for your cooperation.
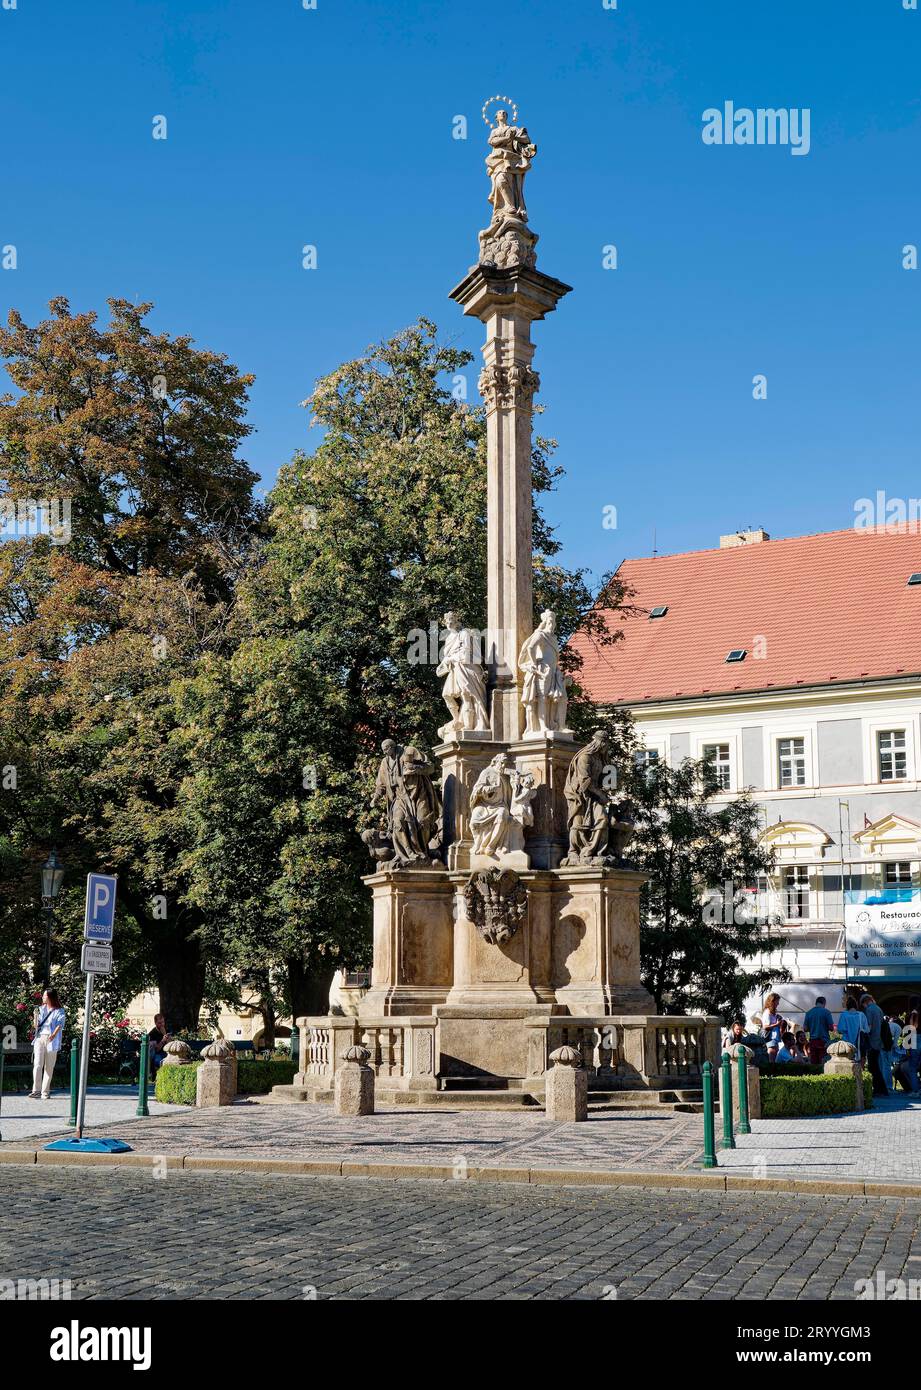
[561,729,633,868]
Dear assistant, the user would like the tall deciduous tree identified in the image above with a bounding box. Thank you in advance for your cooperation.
[0,298,259,1028]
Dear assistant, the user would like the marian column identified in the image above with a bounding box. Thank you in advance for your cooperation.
[449,99,571,743]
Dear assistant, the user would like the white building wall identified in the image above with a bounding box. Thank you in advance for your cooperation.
[628,680,921,1026]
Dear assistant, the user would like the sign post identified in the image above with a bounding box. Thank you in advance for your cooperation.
[45,872,132,1155]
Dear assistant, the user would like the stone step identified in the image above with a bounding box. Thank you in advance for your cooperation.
[377,1088,542,1108]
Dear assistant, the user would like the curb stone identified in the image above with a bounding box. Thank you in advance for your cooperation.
[1,1146,921,1196]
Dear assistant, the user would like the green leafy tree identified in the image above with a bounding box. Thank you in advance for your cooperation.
[612,744,789,1020]
[0,298,259,1029]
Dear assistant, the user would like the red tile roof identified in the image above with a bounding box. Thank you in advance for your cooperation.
[570,527,921,706]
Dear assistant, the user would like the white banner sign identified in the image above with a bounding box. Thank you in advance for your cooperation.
[845,902,921,968]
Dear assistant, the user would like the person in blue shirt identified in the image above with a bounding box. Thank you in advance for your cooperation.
[29,988,66,1100]
[803,995,836,1067]
[837,995,869,1051]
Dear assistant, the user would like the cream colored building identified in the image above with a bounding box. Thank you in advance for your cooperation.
[573,525,921,1025]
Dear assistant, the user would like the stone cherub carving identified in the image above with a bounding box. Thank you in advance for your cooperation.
[362,740,443,870]
[469,753,536,860]
[560,729,635,868]
[436,611,489,738]
[464,866,528,946]
[518,610,569,738]
[478,98,539,270]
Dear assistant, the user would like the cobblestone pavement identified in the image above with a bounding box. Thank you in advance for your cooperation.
[0,1085,185,1144]
[30,1100,707,1173]
[717,1094,921,1182]
[2,1165,921,1300]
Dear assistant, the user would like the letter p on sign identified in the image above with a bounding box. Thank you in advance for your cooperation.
[84,872,118,942]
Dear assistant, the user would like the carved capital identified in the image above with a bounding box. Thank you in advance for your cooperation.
[477,363,540,413]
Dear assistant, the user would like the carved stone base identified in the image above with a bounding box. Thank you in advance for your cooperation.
[359,869,454,1018]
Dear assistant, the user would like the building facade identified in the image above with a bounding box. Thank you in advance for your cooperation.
[573,525,921,1024]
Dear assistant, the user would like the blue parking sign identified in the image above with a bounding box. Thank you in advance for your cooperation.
[84,872,118,942]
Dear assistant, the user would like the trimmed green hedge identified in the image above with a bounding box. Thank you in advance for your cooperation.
[758,1062,822,1077]
[761,1072,873,1118]
[155,1062,200,1104]
[154,1057,298,1106]
[237,1058,297,1093]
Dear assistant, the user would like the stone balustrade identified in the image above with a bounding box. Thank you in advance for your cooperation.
[297,1012,718,1092]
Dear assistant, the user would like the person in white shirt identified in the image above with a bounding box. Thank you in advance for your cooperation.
[29,988,66,1100]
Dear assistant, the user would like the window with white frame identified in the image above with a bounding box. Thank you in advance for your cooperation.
[634,748,660,782]
[777,736,807,788]
[702,742,731,791]
[884,861,913,889]
[781,865,811,920]
[877,729,907,782]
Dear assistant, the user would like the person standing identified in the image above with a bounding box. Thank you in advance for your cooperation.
[901,1010,921,1092]
[803,995,835,1068]
[860,992,889,1098]
[761,993,783,1061]
[28,988,66,1100]
[837,995,869,1051]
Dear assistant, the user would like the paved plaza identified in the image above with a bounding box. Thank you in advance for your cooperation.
[716,1094,921,1184]
[3,1091,921,1186]
[0,1085,185,1145]
[2,1164,920,1300]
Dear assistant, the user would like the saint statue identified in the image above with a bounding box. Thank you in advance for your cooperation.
[485,110,536,225]
[436,611,489,737]
[518,610,569,738]
[362,740,443,870]
[561,730,634,868]
[469,753,536,859]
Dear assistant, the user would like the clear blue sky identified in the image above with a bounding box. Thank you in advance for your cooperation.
[2,0,919,586]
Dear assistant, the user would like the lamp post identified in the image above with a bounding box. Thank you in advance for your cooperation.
[40,848,65,986]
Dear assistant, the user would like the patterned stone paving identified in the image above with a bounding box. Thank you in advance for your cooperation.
[31,1100,708,1173]
[2,1165,920,1300]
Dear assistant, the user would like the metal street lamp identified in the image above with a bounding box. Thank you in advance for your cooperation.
[40,848,65,986]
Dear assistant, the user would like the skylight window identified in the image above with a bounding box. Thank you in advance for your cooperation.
[726,649,747,663]
[908,574,921,586]
[649,605,668,619]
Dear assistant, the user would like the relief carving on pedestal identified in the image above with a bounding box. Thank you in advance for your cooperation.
[463,866,528,946]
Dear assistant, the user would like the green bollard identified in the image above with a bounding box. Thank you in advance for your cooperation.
[67,1038,79,1128]
[736,1047,752,1135]
[701,1060,717,1168]
[720,1050,735,1149]
[136,1032,150,1117]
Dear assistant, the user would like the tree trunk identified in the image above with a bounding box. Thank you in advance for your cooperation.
[286,958,336,1022]
[154,930,206,1033]
[261,999,276,1050]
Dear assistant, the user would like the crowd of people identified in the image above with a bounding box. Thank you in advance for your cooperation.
[723,989,921,1098]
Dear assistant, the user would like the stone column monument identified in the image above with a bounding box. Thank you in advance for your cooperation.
[279,98,719,1105]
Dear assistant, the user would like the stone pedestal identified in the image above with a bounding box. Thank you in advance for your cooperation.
[359,869,454,1017]
[195,1045,236,1112]
[334,1047,375,1116]
[824,1044,865,1111]
[545,1045,587,1121]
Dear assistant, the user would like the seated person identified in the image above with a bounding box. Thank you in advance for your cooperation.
[147,1014,172,1070]
[774,1031,799,1064]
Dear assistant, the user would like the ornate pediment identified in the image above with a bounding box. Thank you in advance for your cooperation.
[852,812,921,858]
[759,819,833,861]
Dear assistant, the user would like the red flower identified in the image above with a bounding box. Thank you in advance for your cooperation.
[14,1002,26,1012]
